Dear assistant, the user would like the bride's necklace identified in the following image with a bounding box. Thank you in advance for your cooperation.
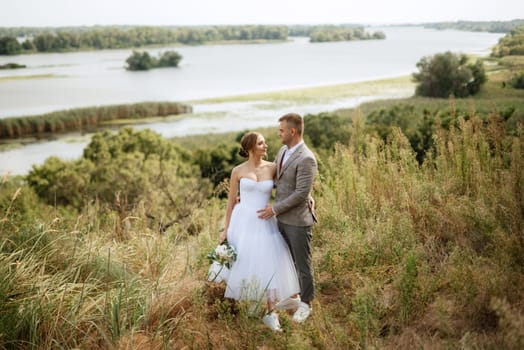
[249,160,264,176]
[252,164,263,173]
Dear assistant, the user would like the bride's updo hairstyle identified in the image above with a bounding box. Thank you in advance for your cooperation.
[239,132,260,158]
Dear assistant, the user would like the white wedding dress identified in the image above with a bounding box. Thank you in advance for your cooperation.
[225,178,300,303]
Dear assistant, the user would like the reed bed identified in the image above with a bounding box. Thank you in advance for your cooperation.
[0,102,192,140]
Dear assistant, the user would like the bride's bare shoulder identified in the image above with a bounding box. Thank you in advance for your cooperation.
[233,162,248,170]
[263,160,276,177]
[264,160,276,169]
[231,162,248,176]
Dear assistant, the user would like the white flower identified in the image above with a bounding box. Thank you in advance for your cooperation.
[207,241,237,270]
[215,244,228,258]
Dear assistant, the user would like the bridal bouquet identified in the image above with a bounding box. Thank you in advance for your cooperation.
[207,240,237,282]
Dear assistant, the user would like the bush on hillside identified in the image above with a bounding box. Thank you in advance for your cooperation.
[509,72,524,89]
[413,51,487,98]
[304,112,352,152]
[194,144,239,189]
[365,104,436,163]
[27,128,211,235]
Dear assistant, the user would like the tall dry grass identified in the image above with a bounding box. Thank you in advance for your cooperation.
[0,182,221,349]
[313,110,524,348]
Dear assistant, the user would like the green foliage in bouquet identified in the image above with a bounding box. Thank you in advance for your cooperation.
[207,240,237,269]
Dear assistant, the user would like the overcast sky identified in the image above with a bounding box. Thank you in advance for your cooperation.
[1,0,523,27]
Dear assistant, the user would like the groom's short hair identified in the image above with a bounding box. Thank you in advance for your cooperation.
[279,113,303,136]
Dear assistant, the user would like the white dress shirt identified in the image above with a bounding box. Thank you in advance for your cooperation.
[282,141,304,167]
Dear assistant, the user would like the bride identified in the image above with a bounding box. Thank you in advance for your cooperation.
[219,131,300,331]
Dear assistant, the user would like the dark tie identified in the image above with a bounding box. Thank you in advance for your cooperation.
[279,150,286,172]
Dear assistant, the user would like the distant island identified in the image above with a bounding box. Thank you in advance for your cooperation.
[308,27,385,43]
[125,50,182,71]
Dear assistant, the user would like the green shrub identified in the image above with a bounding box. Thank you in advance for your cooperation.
[413,51,487,98]
[509,72,524,89]
[304,112,352,151]
[27,128,211,235]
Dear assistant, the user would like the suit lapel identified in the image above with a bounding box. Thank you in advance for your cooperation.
[277,147,286,179]
[279,144,304,178]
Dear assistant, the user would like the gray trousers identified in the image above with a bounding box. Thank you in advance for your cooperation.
[277,221,314,303]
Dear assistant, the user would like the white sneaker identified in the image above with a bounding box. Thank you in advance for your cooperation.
[275,296,301,310]
[262,312,282,332]
[292,302,312,323]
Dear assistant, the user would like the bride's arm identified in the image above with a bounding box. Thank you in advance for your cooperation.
[221,167,240,242]
[270,162,277,185]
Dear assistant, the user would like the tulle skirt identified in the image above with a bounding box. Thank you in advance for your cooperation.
[224,203,300,303]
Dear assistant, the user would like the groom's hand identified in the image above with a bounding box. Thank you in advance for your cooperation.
[257,205,274,220]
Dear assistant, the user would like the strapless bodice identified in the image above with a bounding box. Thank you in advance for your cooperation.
[238,178,273,209]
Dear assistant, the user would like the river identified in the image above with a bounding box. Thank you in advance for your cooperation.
[0,26,504,175]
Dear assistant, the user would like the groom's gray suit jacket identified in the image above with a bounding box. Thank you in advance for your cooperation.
[273,143,317,226]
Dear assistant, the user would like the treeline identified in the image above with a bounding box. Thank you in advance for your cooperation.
[309,27,385,42]
[423,19,524,33]
[492,25,524,57]
[0,24,387,55]
[0,36,34,55]
[0,25,288,54]
[0,102,191,139]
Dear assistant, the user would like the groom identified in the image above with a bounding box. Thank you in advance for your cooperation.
[258,112,318,323]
